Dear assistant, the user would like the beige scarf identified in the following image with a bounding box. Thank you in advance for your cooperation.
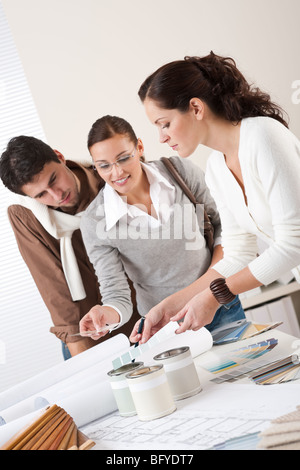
[9,194,86,301]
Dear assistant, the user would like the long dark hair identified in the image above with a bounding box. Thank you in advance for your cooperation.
[138,51,289,127]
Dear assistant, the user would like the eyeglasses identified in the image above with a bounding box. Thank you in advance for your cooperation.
[93,147,136,173]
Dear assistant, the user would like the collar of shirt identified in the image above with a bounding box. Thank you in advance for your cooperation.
[103,161,175,231]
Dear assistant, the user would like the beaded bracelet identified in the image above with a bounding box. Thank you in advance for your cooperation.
[209,278,236,305]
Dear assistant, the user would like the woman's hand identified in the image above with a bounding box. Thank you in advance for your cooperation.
[79,305,120,340]
[129,303,172,345]
[171,288,220,334]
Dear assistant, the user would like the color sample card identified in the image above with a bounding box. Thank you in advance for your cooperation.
[201,338,279,383]
[211,319,248,343]
[211,432,261,450]
[240,322,283,340]
[213,322,252,344]
[212,321,283,345]
[249,354,300,385]
[111,321,178,369]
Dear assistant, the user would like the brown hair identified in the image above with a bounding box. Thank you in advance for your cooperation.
[138,51,289,127]
[0,136,60,194]
[87,115,138,149]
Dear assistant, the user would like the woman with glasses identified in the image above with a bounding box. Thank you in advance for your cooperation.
[79,115,245,339]
[130,51,300,344]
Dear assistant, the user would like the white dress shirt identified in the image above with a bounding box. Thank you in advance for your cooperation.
[103,161,176,231]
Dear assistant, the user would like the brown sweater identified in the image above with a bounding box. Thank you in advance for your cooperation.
[7,160,139,343]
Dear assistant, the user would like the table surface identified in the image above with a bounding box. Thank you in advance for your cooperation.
[80,328,300,451]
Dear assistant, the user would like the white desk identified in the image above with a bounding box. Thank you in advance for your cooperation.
[80,330,300,451]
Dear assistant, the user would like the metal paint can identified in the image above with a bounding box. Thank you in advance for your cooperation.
[107,362,143,416]
[153,346,202,400]
[126,365,176,421]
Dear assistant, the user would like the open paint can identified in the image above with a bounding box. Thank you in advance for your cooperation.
[107,362,143,416]
[126,365,176,421]
[153,346,202,400]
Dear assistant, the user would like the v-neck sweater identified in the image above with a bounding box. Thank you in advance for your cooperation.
[205,116,300,285]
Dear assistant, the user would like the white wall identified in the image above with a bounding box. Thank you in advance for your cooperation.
[0,2,62,393]
[0,0,299,391]
[2,0,300,169]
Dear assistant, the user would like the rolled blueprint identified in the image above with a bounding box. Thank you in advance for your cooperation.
[0,334,129,414]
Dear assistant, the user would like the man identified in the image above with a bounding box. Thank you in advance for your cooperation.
[0,135,139,358]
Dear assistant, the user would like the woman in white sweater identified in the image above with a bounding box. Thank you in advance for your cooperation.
[79,115,245,338]
[131,51,300,344]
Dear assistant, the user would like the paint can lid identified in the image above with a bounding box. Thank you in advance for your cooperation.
[153,346,189,361]
[107,362,144,377]
[126,364,163,379]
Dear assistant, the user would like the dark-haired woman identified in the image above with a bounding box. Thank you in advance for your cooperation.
[79,115,245,339]
[130,52,300,344]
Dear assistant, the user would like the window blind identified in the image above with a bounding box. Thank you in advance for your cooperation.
[0,2,62,393]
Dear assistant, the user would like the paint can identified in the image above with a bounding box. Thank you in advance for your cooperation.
[153,346,202,400]
[126,365,176,421]
[107,362,143,416]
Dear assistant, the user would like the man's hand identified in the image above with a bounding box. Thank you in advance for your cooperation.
[79,305,120,340]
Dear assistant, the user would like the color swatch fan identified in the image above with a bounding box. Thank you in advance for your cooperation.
[201,338,280,383]
[0,405,95,450]
[249,353,300,385]
[211,320,283,345]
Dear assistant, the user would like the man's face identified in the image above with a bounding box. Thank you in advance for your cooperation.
[21,159,80,209]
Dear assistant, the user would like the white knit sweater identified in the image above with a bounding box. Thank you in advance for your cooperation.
[205,116,300,285]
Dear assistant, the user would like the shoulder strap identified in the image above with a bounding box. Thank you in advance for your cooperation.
[161,157,197,206]
[161,157,215,254]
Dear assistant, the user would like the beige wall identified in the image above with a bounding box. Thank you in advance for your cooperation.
[2,0,300,169]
